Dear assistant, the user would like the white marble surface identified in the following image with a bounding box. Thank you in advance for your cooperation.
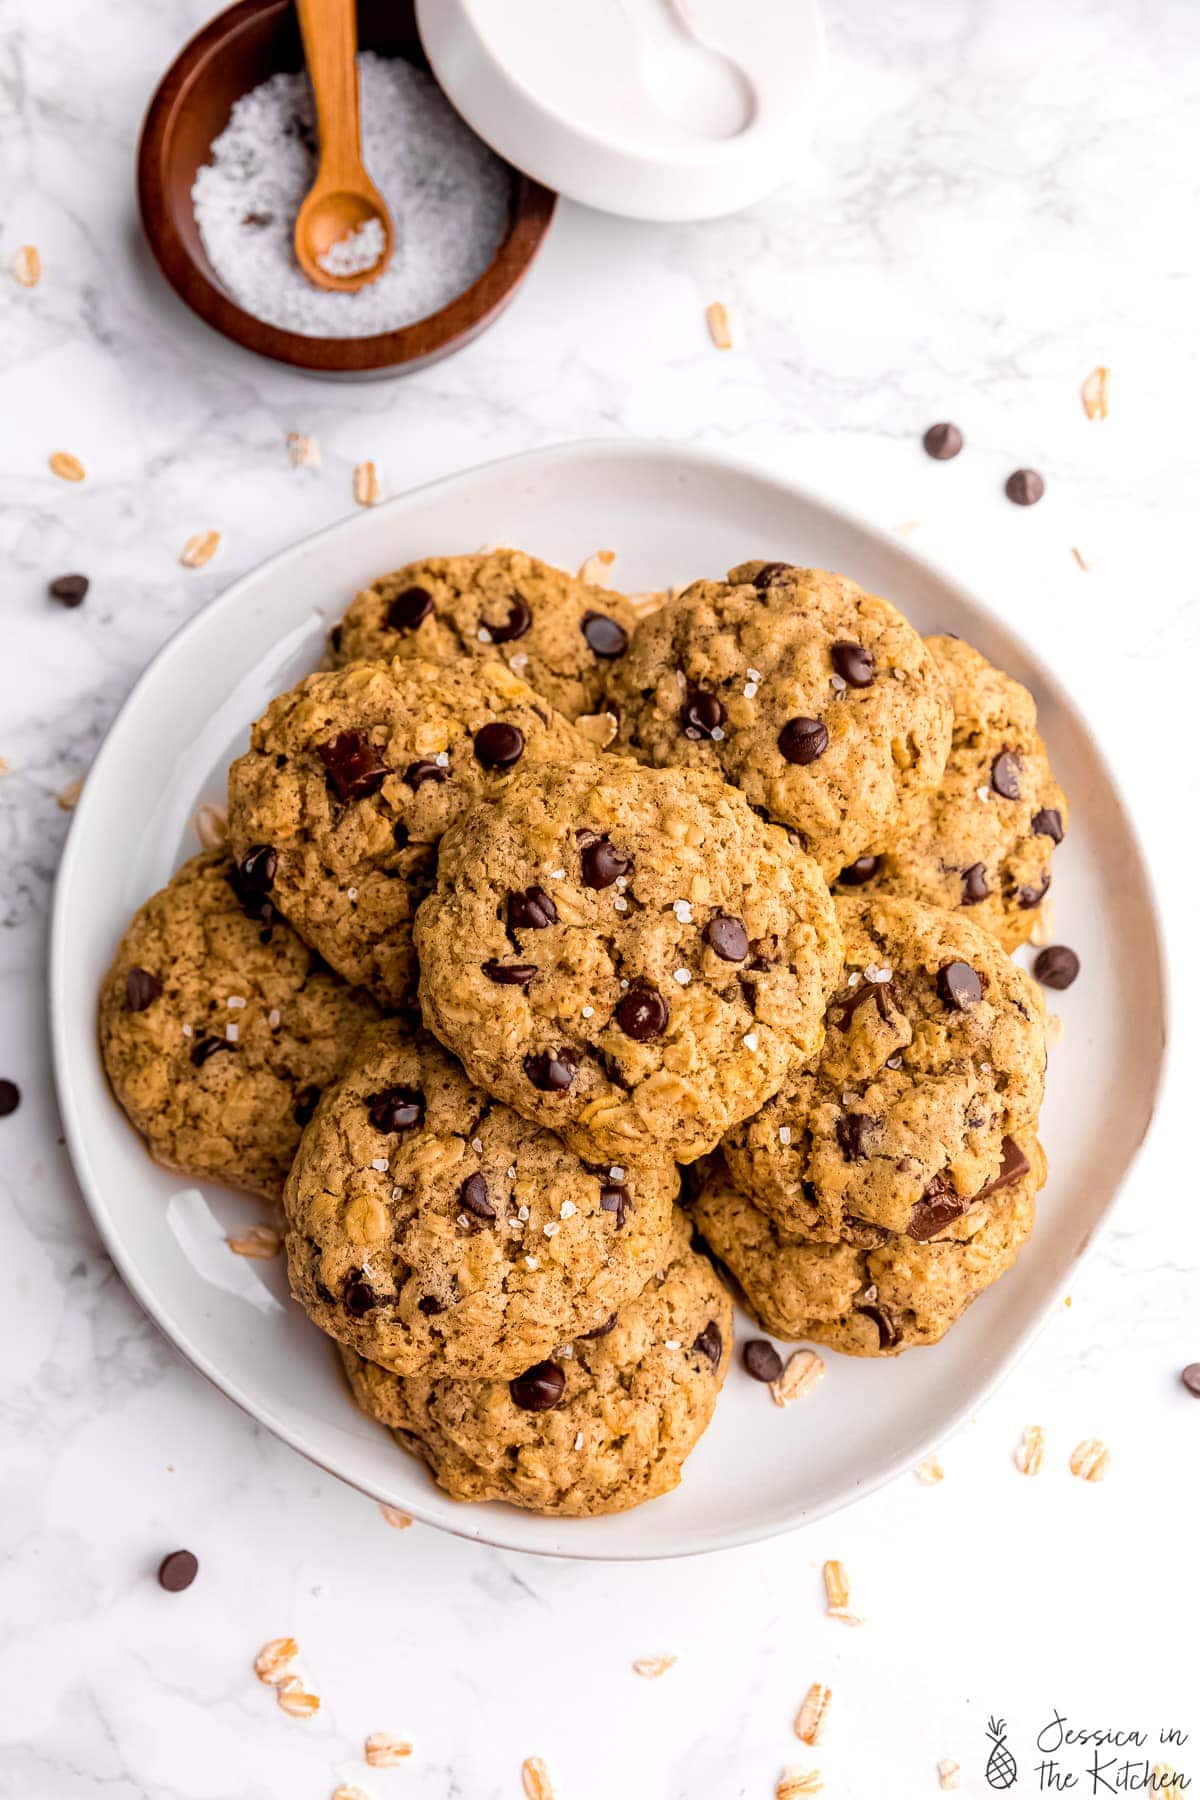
[2,0,1198,1794]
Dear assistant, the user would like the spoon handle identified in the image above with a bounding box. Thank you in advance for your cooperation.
[295,0,363,185]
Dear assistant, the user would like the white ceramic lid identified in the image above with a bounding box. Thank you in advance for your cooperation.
[415,0,826,222]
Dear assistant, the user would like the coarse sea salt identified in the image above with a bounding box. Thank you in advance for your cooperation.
[191,54,511,339]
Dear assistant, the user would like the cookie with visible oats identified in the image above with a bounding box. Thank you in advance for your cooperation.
[691,1139,1042,1356]
[98,851,377,1202]
[226,656,596,1009]
[284,1021,677,1380]
[330,549,637,724]
[414,760,842,1166]
[339,1208,731,1514]
[835,635,1068,952]
[721,894,1046,1240]
[605,563,953,878]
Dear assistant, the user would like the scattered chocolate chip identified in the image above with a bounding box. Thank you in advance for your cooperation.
[509,1359,566,1411]
[961,862,990,904]
[524,1049,577,1092]
[742,1339,783,1383]
[991,750,1023,800]
[482,959,538,986]
[1033,944,1079,990]
[907,1175,967,1241]
[1032,807,1064,843]
[473,721,525,770]
[386,585,433,631]
[599,1181,632,1227]
[836,1112,873,1161]
[157,1550,198,1592]
[858,1301,901,1349]
[1017,873,1051,909]
[937,960,982,1011]
[317,730,390,802]
[751,562,793,589]
[0,1079,20,1117]
[778,716,829,765]
[366,1086,425,1132]
[579,1312,618,1339]
[1181,1364,1200,1398]
[680,687,727,740]
[1005,468,1045,506]
[484,595,532,643]
[693,1320,723,1366]
[292,1085,320,1126]
[124,966,162,1012]
[343,1271,379,1316]
[703,914,749,962]
[581,612,629,659]
[615,984,669,1041]
[580,836,630,889]
[508,885,558,930]
[923,422,964,461]
[417,1295,446,1315]
[975,1135,1031,1199]
[190,1034,234,1067]
[48,572,89,606]
[459,1172,496,1221]
[831,641,876,688]
[838,855,881,887]
[405,758,449,789]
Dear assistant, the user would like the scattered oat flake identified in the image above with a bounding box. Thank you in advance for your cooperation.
[228,1224,282,1259]
[1071,545,1091,572]
[12,245,41,287]
[938,1759,961,1790]
[1045,1013,1065,1048]
[575,710,618,749]
[276,1676,320,1718]
[1152,1765,1186,1800]
[287,431,321,467]
[380,1504,413,1529]
[822,1560,850,1612]
[1069,1437,1110,1482]
[365,1732,413,1766]
[56,774,85,811]
[49,451,86,482]
[706,301,733,349]
[1081,364,1110,421]
[332,1787,373,1800]
[777,1768,823,1799]
[192,801,229,848]
[354,460,383,506]
[181,530,221,568]
[633,1654,677,1679]
[522,1757,555,1800]
[794,1683,832,1746]
[629,588,668,618]
[1030,896,1055,947]
[578,548,617,585]
[0,757,9,776]
[255,1636,299,1684]
[915,1455,945,1486]
[1014,1424,1046,1476]
[771,1348,825,1407]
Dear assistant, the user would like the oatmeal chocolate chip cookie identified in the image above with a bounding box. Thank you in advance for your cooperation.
[98,851,377,1201]
[339,1209,731,1514]
[835,635,1068,952]
[226,656,596,1009]
[721,893,1045,1240]
[414,761,843,1166]
[330,549,637,724]
[691,1141,1042,1356]
[284,1021,677,1379]
[605,563,953,878]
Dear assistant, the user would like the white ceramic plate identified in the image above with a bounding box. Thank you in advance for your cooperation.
[51,440,1166,1560]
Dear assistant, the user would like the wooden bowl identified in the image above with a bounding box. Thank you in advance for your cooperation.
[137,0,557,377]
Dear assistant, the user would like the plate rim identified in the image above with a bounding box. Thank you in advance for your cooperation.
[49,436,1170,1561]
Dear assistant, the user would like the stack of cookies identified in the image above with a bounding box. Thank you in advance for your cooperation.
[99,547,1067,1518]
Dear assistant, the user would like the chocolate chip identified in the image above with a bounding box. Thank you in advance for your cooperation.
[1032,807,1064,843]
[600,1181,632,1227]
[923,422,964,460]
[907,1175,967,1241]
[837,855,881,887]
[991,750,1022,800]
[482,960,538,986]
[48,572,89,606]
[190,1034,234,1067]
[386,585,433,631]
[743,1338,784,1382]
[778,716,829,765]
[1017,873,1051,909]
[484,595,532,643]
[317,730,390,802]
[693,1320,722,1366]
[0,1079,20,1117]
[961,862,990,904]
[418,1295,446,1315]
[459,1172,495,1221]
[836,1112,872,1160]
[1033,944,1079,990]
[328,624,343,655]
[124,966,162,1012]
[680,687,726,740]
[524,1049,577,1092]
[937,960,982,1011]
[473,721,525,770]
[405,758,448,789]
[615,985,669,1041]
[857,1301,900,1349]
[579,1312,618,1339]
[975,1135,1031,1199]
[237,843,277,895]
[828,979,894,1032]
[703,914,749,962]
[392,820,409,849]
[1005,468,1045,506]
[157,1550,198,1592]
[580,836,630,889]
[831,641,876,688]
[750,562,793,589]
[509,1359,566,1410]
[508,886,558,930]
[366,1086,425,1132]
[343,1271,380,1316]
[581,612,629,658]
[1181,1365,1200,1398]
[292,1085,320,1126]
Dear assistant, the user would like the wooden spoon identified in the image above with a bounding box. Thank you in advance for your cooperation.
[293,0,394,292]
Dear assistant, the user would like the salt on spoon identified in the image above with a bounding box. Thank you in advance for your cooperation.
[293,0,393,291]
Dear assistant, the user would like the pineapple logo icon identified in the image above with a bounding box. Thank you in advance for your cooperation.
[985,1716,1018,1790]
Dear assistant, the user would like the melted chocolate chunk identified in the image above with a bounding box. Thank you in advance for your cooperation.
[581,612,629,658]
[831,641,876,688]
[692,1320,723,1366]
[524,1048,578,1092]
[405,758,449,789]
[828,979,893,1032]
[1032,807,1064,843]
[125,966,162,1012]
[778,716,829,765]
[482,959,538,986]
[836,1112,873,1161]
[473,721,525,770]
[975,1135,1031,1199]
[292,1084,320,1126]
[509,1360,566,1411]
[507,886,558,930]
[743,1338,784,1382]
[858,1300,901,1349]
[838,855,882,887]
[907,1174,967,1241]
[579,1312,618,1339]
[459,1172,496,1221]
[750,562,793,589]
[615,985,669,1041]
[386,585,433,631]
[703,915,749,962]
[1017,873,1051,909]
[580,836,630,889]
[680,687,726,740]
[366,1086,425,1132]
[961,862,990,904]
[937,960,982,1011]
[343,1271,380,1316]
[599,1181,632,1227]
[1033,944,1079,990]
[991,750,1023,800]
[317,731,390,802]
[190,1034,234,1067]
[484,595,532,643]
